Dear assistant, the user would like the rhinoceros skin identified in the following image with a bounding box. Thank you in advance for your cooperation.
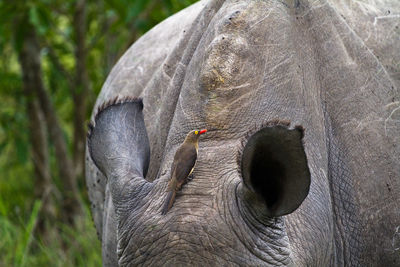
[86,0,400,266]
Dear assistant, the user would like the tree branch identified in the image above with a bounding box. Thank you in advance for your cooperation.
[72,0,89,179]
[18,21,82,225]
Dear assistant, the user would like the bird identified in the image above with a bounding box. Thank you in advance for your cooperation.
[161,129,207,215]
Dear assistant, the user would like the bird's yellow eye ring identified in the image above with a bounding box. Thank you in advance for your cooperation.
[195,131,199,135]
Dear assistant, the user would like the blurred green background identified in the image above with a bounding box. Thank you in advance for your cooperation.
[0,0,197,266]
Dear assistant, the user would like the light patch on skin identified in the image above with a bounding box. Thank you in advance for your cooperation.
[248,9,272,30]
[392,226,400,251]
[299,2,330,18]
[201,33,254,130]
[211,69,225,84]
[384,102,400,136]
[364,12,400,45]
[336,100,400,138]
[373,14,400,26]
[319,168,327,180]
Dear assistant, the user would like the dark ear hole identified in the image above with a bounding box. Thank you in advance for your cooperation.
[250,152,285,209]
[241,125,310,217]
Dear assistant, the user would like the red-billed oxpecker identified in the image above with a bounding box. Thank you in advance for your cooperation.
[161,129,207,215]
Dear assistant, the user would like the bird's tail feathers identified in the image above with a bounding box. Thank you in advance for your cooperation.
[161,190,176,215]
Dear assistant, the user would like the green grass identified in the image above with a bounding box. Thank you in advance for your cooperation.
[0,201,102,267]
[0,122,102,266]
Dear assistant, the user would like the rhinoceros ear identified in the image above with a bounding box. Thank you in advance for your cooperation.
[239,122,310,217]
[87,97,152,210]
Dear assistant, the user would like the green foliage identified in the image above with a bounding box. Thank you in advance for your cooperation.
[0,0,198,265]
[28,4,51,36]
[0,202,101,267]
[15,200,41,266]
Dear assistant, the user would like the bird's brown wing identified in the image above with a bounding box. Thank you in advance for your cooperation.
[162,143,197,214]
[172,143,197,187]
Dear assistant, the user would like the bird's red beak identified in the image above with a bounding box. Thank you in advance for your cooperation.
[199,129,207,135]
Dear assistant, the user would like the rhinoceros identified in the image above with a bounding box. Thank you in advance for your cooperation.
[86,0,400,265]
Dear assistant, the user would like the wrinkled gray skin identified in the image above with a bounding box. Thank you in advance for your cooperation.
[86,0,400,266]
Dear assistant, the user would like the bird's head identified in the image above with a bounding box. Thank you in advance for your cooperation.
[185,129,207,143]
